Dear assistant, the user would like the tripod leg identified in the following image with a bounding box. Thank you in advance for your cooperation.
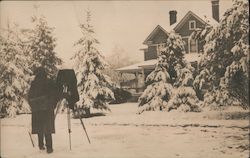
[67,106,72,150]
[54,99,62,120]
[28,131,35,147]
[76,109,91,144]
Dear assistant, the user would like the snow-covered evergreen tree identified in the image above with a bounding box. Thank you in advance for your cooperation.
[72,10,114,113]
[194,0,249,108]
[138,32,186,114]
[28,16,62,78]
[0,24,32,117]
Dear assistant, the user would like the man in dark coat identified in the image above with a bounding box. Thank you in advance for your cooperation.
[28,67,59,154]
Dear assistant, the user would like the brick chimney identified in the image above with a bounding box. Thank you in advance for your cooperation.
[169,10,177,25]
[211,0,219,22]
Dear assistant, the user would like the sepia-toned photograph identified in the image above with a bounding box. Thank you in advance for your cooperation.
[0,0,249,158]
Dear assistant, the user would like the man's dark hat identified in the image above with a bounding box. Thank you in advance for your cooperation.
[34,67,47,76]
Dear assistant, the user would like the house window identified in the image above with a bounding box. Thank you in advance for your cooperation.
[182,37,189,53]
[189,39,198,53]
[189,20,196,30]
[156,43,165,55]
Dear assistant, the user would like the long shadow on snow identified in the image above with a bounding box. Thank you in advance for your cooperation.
[73,112,106,119]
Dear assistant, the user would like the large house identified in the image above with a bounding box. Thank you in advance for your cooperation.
[117,0,220,94]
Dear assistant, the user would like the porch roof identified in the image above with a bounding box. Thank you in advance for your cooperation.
[116,53,201,73]
[116,59,157,73]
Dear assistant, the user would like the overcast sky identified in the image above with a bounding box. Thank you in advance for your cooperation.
[0,0,233,68]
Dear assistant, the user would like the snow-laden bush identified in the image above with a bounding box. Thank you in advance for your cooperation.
[203,89,234,110]
[110,88,132,104]
[138,81,173,113]
[167,68,201,112]
[72,10,115,113]
[203,73,246,109]
[167,87,201,112]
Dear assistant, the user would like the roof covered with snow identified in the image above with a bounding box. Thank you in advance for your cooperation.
[116,53,201,73]
[164,10,218,32]
[143,25,169,45]
[116,59,157,73]
[177,11,217,31]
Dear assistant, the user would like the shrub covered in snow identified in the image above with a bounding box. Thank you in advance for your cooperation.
[138,80,173,113]
[72,10,115,113]
[167,68,201,112]
[193,0,249,108]
[203,88,237,110]
[110,88,132,104]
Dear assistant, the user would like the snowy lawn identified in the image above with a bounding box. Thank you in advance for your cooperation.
[1,103,249,158]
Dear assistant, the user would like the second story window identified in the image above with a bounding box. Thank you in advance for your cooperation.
[156,43,165,55]
[189,39,197,53]
[189,20,196,30]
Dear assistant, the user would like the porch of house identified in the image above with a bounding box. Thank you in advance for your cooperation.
[115,53,201,102]
[116,59,157,101]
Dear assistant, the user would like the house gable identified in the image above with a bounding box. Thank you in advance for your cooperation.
[143,25,169,45]
[173,11,208,37]
[143,25,169,61]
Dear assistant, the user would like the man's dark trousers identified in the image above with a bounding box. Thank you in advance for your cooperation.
[38,133,52,150]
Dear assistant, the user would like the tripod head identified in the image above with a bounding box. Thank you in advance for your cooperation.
[56,69,79,109]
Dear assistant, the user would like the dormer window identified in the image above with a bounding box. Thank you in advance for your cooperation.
[189,20,196,30]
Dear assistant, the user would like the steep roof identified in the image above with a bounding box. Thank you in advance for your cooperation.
[164,10,218,32]
[143,25,169,45]
[143,11,218,46]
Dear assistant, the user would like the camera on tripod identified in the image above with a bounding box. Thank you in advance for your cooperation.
[55,69,91,147]
[56,69,79,110]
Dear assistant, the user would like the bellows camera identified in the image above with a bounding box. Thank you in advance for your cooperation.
[56,69,79,109]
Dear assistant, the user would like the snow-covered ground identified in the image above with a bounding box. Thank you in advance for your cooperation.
[1,103,249,158]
